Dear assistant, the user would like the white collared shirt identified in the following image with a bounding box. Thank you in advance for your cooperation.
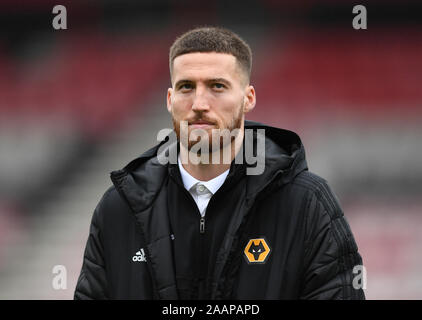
[178,156,229,217]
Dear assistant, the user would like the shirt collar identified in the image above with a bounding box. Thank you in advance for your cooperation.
[178,155,230,195]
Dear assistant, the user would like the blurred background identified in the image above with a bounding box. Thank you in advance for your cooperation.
[0,0,421,299]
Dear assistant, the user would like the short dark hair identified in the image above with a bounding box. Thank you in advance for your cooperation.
[169,26,252,82]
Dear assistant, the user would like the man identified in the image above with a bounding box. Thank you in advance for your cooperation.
[74,27,365,300]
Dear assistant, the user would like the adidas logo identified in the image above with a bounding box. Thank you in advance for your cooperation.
[132,248,147,262]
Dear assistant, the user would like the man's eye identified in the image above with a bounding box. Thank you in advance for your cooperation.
[179,84,193,90]
[213,83,225,90]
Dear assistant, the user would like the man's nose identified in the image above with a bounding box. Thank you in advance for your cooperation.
[191,87,210,112]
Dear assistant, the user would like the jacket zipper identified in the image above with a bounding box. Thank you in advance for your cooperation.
[200,217,205,234]
[198,213,207,298]
[170,168,216,297]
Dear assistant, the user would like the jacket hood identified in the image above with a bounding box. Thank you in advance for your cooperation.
[110,120,308,214]
[242,120,308,199]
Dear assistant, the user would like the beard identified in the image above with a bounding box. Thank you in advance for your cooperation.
[172,103,244,153]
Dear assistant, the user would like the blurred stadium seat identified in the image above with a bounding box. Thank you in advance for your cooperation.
[0,33,168,139]
[252,28,422,128]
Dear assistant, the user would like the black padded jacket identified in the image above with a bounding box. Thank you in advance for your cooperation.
[74,121,365,300]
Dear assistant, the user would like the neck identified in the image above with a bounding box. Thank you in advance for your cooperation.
[179,128,244,181]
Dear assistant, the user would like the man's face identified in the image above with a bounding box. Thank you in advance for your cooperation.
[167,52,255,151]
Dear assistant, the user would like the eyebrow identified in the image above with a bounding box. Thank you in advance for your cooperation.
[174,78,232,89]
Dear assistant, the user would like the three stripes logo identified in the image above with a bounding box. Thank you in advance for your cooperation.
[244,238,271,264]
[132,248,147,262]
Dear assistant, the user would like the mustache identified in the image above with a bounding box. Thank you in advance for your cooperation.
[186,116,217,125]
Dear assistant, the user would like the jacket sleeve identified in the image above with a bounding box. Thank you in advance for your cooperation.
[74,191,110,300]
[299,178,365,300]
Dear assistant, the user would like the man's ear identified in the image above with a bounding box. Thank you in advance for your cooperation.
[243,85,256,114]
[167,88,173,114]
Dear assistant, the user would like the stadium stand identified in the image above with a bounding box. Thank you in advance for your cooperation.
[252,28,422,129]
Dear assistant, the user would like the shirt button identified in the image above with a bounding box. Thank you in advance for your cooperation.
[197,184,205,193]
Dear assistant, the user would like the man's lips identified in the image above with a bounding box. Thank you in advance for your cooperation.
[189,120,215,128]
